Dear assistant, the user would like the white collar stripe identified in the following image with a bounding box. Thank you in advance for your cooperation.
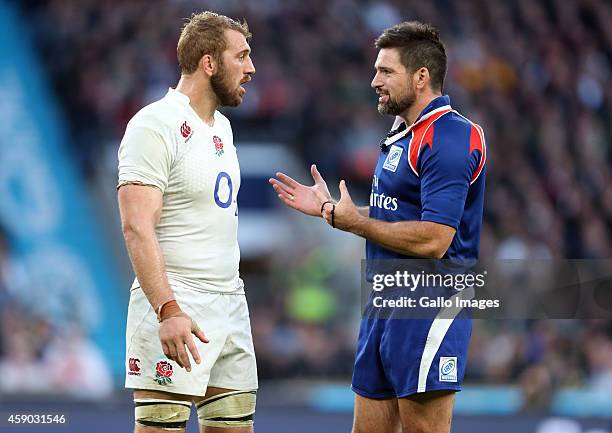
[384,105,452,147]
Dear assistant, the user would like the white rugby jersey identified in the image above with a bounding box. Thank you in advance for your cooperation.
[118,88,242,293]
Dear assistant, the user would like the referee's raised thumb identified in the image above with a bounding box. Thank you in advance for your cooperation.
[339,180,351,200]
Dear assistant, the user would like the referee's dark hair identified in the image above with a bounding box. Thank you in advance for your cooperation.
[375,21,447,92]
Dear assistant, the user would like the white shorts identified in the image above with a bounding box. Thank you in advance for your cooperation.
[125,287,258,396]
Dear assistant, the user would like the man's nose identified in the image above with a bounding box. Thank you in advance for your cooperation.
[371,73,381,89]
[245,57,255,75]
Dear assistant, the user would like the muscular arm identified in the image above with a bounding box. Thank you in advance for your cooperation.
[323,181,455,258]
[357,206,369,217]
[352,218,455,258]
[117,126,207,371]
[118,183,207,370]
[118,184,174,311]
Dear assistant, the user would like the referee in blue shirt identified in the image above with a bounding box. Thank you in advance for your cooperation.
[270,21,486,433]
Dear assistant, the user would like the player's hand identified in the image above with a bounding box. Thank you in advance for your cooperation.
[269,164,332,217]
[159,312,209,372]
[322,180,364,232]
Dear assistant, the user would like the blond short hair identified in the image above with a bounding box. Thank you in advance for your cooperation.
[177,11,251,75]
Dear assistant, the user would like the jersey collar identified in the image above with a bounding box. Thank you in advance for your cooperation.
[382,95,452,147]
[166,87,221,128]
[166,87,191,104]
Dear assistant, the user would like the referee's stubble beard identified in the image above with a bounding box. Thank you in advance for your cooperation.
[377,76,417,117]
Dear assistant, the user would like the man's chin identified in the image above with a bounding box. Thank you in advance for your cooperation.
[219,95,242,107]
[226,97,242,107]
[220,90,244,107]
[377,104,393,115]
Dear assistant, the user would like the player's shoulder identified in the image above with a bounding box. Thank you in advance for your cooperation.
[434,109,487,177]
[442,111,487,182]
[432,109,484,145]
[443,109,484,132]
[437,109,473,131]
[126,97,177,133]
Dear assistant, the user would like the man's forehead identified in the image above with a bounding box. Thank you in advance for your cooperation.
[375,48,402,68]
[224,29,250,52]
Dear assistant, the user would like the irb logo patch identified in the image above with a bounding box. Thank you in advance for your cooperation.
[439,357,457,382]
[383,145,403,172]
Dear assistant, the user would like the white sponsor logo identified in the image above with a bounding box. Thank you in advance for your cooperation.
[383,145,404,172]
[439,357,458,382]
[370,191,398,211]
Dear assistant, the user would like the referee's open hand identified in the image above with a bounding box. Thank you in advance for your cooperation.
[269,164,332,217]
[159,313,208,372]
[322,180,364,232]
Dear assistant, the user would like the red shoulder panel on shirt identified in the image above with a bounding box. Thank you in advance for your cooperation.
[407,108,452,176]
[469,123,486,184]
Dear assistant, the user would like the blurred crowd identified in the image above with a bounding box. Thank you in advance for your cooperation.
[0,226,112,398]
[1,0,610,407]
[21,0,612,258]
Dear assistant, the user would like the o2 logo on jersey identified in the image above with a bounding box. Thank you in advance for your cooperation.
[382,144,403,172]
[439,357,457,382]
[214,172,233,209]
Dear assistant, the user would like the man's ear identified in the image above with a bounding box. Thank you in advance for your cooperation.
[199,54,216,77]
[414,67,430,90]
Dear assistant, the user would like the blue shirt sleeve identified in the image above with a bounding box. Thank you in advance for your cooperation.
[418,122,479,229]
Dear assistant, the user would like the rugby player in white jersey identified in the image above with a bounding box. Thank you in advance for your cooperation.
[117,12,256,433]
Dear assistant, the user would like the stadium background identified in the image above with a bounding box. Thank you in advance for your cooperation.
[1,0,611,432]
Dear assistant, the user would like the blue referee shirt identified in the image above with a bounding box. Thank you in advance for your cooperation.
[366,95,486,262]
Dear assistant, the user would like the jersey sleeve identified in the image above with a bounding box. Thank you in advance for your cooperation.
[418,122,481,230]
[117,123,173,192]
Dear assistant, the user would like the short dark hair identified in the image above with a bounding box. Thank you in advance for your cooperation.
[375,21,447,92]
